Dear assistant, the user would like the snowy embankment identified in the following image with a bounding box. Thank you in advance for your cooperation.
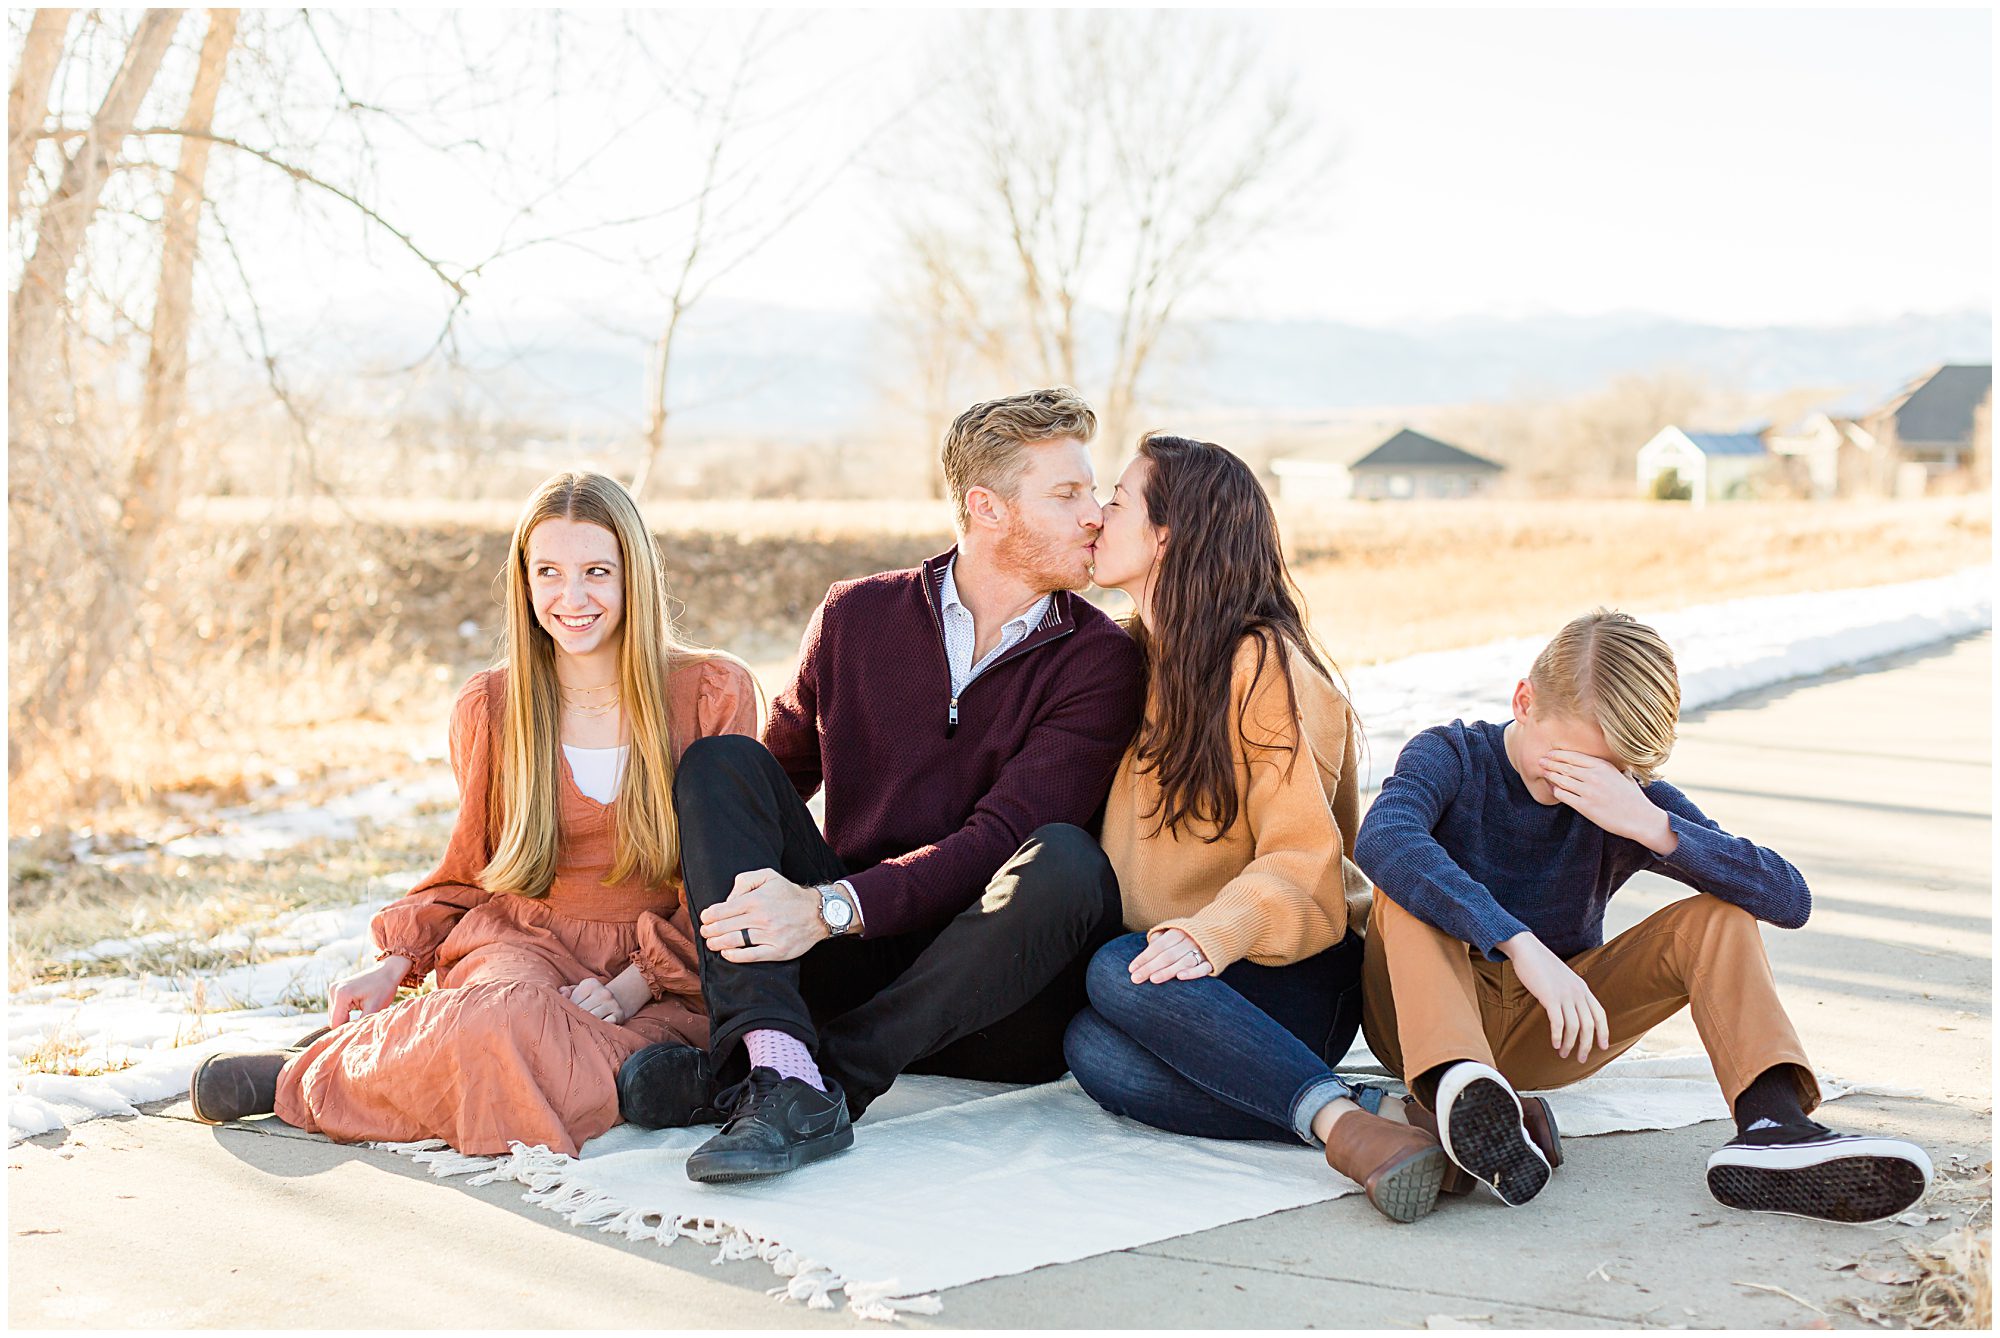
[8,565,1989,1145]
[1345,566,1991,790]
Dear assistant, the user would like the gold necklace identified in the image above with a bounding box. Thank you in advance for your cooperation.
[563,696,622,718]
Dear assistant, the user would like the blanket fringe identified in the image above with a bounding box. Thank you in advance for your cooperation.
[369,1138,512,1181]
[370,1139,943,1321]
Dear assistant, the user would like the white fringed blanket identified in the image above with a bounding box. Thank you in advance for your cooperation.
[383,1049,1888,1321]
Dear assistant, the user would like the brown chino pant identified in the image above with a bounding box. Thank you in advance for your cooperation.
[1361,889,1820,1113]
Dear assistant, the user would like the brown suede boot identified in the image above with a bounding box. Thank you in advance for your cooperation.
[1405,1093,1563,1195]
[188,1050,288,1124]
[1323,1108,1449,1223]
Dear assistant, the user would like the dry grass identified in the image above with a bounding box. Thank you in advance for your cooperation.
[8,821,446,991]
[21,1022,138,1078]
[8,494,1987,839]
[1901,1225,1993,1330]
[1277,496,1990,665]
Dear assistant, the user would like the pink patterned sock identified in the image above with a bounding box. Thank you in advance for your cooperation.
[743,1029,825,1091]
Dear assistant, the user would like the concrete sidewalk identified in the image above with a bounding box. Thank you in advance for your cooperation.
[10,634,1991,1330]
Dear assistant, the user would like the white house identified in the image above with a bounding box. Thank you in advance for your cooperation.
[1765,411,1878,499]
[1635,427,1769,506]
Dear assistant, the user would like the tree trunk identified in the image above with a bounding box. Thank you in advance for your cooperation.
[127,8,237,546]
[60,9,240,724]
[630,306,681,500]
[6,8,74,222]
[9,8,184,428]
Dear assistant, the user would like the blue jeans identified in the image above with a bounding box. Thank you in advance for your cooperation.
[1064,932,1373,1144]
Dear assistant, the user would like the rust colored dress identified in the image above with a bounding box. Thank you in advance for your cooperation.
[273,655,758,1156]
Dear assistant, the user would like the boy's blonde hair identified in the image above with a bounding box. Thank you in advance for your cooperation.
[1528,609,1679,784]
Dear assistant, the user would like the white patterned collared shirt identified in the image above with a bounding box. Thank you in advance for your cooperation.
[937,558,1054,699]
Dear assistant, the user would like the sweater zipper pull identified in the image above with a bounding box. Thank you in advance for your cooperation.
[947,696,959,738]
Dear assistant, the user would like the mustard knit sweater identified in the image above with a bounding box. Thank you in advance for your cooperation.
[1101,633,1370,973]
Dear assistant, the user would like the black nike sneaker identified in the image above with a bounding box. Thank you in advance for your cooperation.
[618,1042,726,1129]
[1433,1061,1552,1207]
[684,1066,854,1184]
[1707,1120,1932,1223]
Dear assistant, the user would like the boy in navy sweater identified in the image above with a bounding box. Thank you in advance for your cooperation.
[1355,610,1930,1224]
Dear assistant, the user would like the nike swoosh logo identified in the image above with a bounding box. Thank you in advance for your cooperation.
[793,1104,843,1137]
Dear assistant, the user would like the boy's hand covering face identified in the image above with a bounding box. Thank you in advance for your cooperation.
[1538,749,1669,847]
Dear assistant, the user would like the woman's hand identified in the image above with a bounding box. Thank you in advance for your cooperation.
[559,966,650,1025]
[1128,928,1213,985]
[561,976,627,1024]
[1501,932,1610,1064]
[328,956,409,1027]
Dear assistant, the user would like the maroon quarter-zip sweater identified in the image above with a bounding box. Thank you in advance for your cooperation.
[762,548,1144,939]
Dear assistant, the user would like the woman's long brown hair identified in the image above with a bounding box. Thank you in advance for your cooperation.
[1127,433,1347,842]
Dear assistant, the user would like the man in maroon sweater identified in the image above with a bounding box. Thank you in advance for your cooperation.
[619,388,1145,1183]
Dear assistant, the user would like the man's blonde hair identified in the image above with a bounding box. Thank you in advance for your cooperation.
[1528,609,1680,783]
[940,387,1097,531]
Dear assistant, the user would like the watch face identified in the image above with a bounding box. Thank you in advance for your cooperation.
[824,891,854,928]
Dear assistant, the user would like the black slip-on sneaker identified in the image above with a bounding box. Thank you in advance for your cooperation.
[1434,1061,1551,1207]
[684,1067,853,1184]
[618,1041,725,1129]
[1707,1121,1933,1223]
[188,1050,288,1124]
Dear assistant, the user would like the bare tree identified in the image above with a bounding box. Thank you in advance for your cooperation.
[6,8,76,220]
[6,9,497,778]
[887,11,1322,466]
[617,13,886,500]
[9,8,183,427]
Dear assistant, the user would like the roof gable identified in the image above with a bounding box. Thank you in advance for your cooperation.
[1896,364,1992,445]
[1680,431,1767,457]
[1351,428,1503,472]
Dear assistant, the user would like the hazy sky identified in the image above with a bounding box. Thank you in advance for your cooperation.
[721,7,1994,328]
[69,8,1993,338]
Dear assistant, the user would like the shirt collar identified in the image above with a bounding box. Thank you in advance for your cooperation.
[940,556,1053,632]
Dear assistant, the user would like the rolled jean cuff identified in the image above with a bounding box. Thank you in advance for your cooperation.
[1289,1074,1356,1143]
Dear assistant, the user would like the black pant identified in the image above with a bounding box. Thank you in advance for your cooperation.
[675,734,1122,1117]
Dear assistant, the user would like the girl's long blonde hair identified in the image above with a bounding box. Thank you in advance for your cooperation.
[481,470,692,897]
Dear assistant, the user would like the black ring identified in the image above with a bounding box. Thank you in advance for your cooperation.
[740,928,754,949]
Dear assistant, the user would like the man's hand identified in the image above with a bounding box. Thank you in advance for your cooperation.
[1501,932,1611,1064]
[1540,749,1675,853]
[699,868,827,963]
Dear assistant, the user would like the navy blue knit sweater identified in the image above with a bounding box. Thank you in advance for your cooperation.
[1354,719,1812,961]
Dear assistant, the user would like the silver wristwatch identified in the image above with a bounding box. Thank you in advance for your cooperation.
[816,882,858,936]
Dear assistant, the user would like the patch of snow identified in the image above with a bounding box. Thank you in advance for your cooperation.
[9,893,394,1144]
[1347,566,1989,789]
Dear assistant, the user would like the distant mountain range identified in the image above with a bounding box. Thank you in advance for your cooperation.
[304,303,1991,436]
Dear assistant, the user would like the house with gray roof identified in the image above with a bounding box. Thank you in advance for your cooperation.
[1635,427,1771,506]
[1867,364,1991,489]
[1273,428,1504,502]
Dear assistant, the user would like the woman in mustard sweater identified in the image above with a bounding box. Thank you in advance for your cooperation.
[1065,433,1450,1223]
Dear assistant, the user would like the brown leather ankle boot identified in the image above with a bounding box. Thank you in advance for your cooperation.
[1405,1093,1563,1195]
[1323,1108,1448,1223]
[188,1051,288,1124]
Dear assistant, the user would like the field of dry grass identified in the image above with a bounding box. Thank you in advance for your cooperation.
[1276,495,1990,665]
[13,495,1988,831]
[7,494,1989,986]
